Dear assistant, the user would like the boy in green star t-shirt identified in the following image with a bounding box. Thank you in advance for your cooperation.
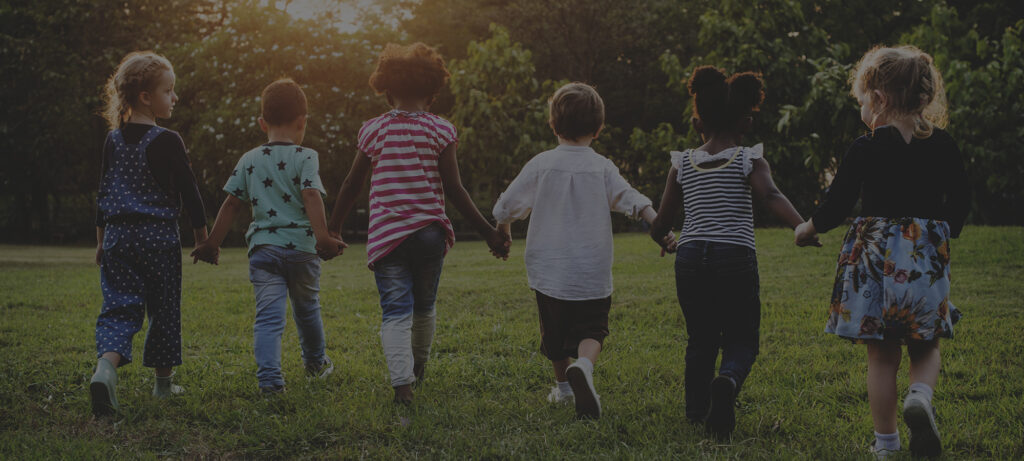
[192,78,346,393]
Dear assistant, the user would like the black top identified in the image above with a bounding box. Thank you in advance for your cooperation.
[811,126,970,238]
[95,123,207,229]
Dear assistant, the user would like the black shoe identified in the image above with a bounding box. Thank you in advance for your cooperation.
[259,384,285,395]
[413,362,426,384]
[705,375,736,438]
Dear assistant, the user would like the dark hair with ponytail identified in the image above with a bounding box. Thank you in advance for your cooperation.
[687,66,765,134]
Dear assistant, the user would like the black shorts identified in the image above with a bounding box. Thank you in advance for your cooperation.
[535,290,611,361]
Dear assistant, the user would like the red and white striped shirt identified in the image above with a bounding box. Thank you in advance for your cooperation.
[358,110,457,268]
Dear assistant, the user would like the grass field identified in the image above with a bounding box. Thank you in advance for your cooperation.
[1,227,1022,459]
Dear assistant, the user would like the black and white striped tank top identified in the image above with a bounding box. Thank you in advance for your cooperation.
[670,144,762,250]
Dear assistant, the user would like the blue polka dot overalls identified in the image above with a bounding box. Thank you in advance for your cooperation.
[95,126,183,368]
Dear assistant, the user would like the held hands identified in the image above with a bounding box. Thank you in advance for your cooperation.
[317,232,348,261]
[486,227,511,261]
[794,221,822,247]
[191,240,220,265]
[658,230,678,256]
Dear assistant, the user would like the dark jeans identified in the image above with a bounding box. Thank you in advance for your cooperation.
[674,240,760,421]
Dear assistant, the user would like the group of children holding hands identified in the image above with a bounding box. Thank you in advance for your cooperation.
[89,41,968,458]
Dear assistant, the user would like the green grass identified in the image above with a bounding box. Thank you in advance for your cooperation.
[1,227,1022,459]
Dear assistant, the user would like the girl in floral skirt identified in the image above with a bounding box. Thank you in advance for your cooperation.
[795,45,970,458]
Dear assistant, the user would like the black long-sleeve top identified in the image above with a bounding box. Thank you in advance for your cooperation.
[811,126,970,238]
[95,123,207,229]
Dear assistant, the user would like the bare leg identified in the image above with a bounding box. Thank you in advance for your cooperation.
[907,340,940,388]
[155,367,172,377]
[101,352,121,368]
[866,341,902,434]
[552,358,570,382]
[577,338,601,364]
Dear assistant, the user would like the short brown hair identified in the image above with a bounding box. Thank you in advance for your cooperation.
[368,43,450,101]
[261,78,307,126]
[548,83,605,141]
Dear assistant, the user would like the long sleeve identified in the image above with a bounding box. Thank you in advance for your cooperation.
[811,140,866,233]
[165,134,208,229]
[943,142,971,238]
[95,134,112,228]
[604,161,652,219]
[492,161,538,224]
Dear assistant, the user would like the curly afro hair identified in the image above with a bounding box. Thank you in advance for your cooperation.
[368,42,450,101]
[687,65,765,134]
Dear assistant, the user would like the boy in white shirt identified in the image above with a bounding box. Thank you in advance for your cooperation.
[493,82,674,419]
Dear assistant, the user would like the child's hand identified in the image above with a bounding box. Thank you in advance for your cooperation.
[659,231,677,256]
[794,221,822,247]
[316,236,348,261]
[486,228,510,261]
[191,240,220,265]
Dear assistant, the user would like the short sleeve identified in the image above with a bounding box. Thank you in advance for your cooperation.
[300,149,327,196]
[357,118,382,157]
[432,117,458,150]
[669,150,689,185]
[223,156,249,201]
[742,143,764,176]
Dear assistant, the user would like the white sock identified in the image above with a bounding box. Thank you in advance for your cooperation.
[908,382,934,403]
[874,431,901,451]
[574,357,594,374]
[557,381,573,395]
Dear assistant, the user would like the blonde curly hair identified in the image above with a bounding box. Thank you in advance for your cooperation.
[101,51,173,130]
[851,45,948,139]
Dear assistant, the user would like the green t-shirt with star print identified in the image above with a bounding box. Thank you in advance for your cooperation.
[223,142,326,255]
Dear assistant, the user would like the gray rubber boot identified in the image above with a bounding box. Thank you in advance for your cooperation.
[153,373,184,398]
[89,358,118,417]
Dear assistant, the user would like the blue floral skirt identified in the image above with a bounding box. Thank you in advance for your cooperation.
[825,217,961,343]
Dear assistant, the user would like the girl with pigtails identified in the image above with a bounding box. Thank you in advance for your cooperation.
[649,66,813,438]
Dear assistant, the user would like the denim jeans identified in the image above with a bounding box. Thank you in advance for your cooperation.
[249,245,326,388]
[674,240,761,421]
[374,224,446,387]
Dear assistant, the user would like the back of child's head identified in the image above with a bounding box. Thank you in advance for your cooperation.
[548,82,605,141]
[687,66,765,135]
[368,43,450,102]
[851,45,947,139]
[261,78,308,126]
[102,51,174,130]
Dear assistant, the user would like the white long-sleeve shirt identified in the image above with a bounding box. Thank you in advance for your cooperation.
[492,145,653,300]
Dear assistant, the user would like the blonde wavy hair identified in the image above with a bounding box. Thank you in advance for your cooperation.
[101,51,174,130]
[851,45,948,139]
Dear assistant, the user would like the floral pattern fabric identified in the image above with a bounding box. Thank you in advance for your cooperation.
[825,217,961,343]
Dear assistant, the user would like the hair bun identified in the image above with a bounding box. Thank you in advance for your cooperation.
[688,66,728,96]
[727,72,766,109]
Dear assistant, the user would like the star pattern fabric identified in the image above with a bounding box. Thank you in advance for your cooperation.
[95,126,183,368]
[223,143,326,255]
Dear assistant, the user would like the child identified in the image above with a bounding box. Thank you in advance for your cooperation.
[326,43,509,405]
[493,82,671,420]
[90,51,209,416]
[191,78,346,394]
[794,45,969,458]
[648,67,814,437]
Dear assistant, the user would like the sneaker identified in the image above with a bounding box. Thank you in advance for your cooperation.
[869,440,900,460]
[152,374,184,398]
[306,356,334,379]
[903,392,941,457]
[89,358,118,417]
[413,362,426,385]
[393,384,413,406]
[705,375,737,438]
[259,384,286,395]
[546,386,573,405]
[565,362,600,419]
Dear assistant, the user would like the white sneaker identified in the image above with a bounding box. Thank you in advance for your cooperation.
[547,386,573,404]
[565,362,601,419]
[869,440,900,460]
[903,392,941,457]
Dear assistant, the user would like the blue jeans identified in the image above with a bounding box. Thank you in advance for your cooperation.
[374,224,446,387]
[675,240,761,421]
[249,245,326,388]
